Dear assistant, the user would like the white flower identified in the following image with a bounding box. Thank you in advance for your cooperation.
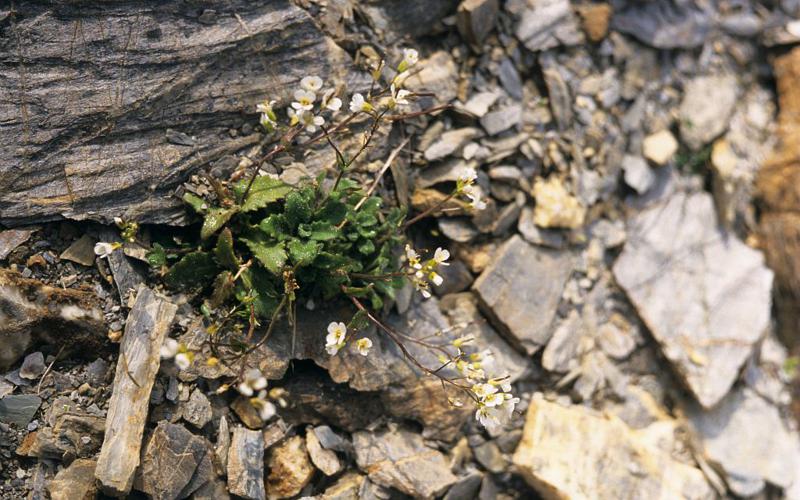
[237,369,268,397]
[300,75,323,92]
[402,48,419,67]
[174,352,192,371]
[160,338,179,359]
[392,70,410,87]
[429,271,443,287]
[355,337,373,356]
[384,84,411,109]
[256,99,277,115]
[405,244,422,269]
[260,113,277,131]
[93,242,117,258]
[325,96,342,112]
[458,168,478,186]
[254,391,277,420]
[298,111,324,133]
[433,247,450,266]
[472,383,498,399]
[288,108,300,126]
[476,405,504,432]
[483,392,506,407]
[326,322,347,356]
[292,89,316,111]
[349,93,373,113]
[463,186,487,211]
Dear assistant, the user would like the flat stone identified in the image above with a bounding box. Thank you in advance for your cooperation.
[443,472,483,500]
[405,51,459,105]
[228,427,265,500]
[472,440,505,473]
[613,191,773,408]
[182,389,213,429]
[19,352,45,380]
[541,62,573,131]
[611,0,710,49]
[0,394,42,427]
[47,459,97,500]
[266,435,314,499]
[680,76,738,151]
[101,229,147,301]
[473,235,573,354]
[306,427,342,476]
[456,0,498,46]
[686,387,800,496]
[59,235,96,267]
[515,0,583,51]
[433,258,474,295]
[354,427,457,499]
[642,130,678,165]
[312,425,351,454]
[622,155,656,194]
[541,310,582,373]
[459,91,502,118]
[318,472,365,500]
[21,404,105,459]
[416,159,478,188]
[513,396,713,498]
[532,176,586,229]
[423,128,482,162]
[577,2,612,42]
[95,286,177,496]
[438,217,480,243]
[0,228,35,260]
[481,105,522,135]
[518,207,567,249]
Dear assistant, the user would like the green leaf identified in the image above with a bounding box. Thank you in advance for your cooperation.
[319,200,348,225]
[299,220,339,241]
[259,214,290,241]
[348,309,370,331]
[201,207,237,240]
[357,239,375,255]
[146,243,167,267]
[360,197,382,214]
[165,252,218,289]
[184,193,208,214]
[288,239,321,266]
[243,239,287,275]
[215,228,239,271]
[355,211,378,227]
[238,176,292,212]
[208,271,235,308]
[238,266,279,318]
[284,188,314,228]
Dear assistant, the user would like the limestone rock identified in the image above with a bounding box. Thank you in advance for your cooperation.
[513,396,713,499]
[228,427,266,500]
[266,435,315,499]
[306,427,342,476]
[515,0,583,52]
[611,0,710,49]
[423,128,481,162]
[19,352,45,380]
[182,389,213,429]
[0,228,35,260]
[622,155,655,195]
[0,394,42,428]
[531,177,586,229]
[47,459,97,500]
[354,427,457,499]
[457,0,499,46]
[642,130,678,165]
[613,191,773,408]
[473,235,573,354]
[59,235,97,267]
[576,3,612,42]
[95,286,177,496]
[679,76,738,151]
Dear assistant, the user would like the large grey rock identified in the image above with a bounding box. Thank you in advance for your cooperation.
[686,387,800,497]
[0,394,42,427]
[514,0,583,51]
[613,191,773,408]
[679,76,738,151]
[0,1,365,227]
[47,459,98,500]
[0,228,35,260]
[473,235,573,354]
[228,427,266,500]
[95,286,177,496]
[354,427,457,499]
[612,0,711,49]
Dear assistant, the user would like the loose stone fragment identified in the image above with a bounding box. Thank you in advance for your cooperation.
[19,352,45,380]
[642,129,678,165]
[182,389,213,429]
[423,128,481,161]
[354,427,457,499]
[480,105,522,135]
[679,75,738,151]
[611,0,710,49]
[95,286,177,497]
[59,235,96,267]
[614,191,773,408]
[515,0,583,51]
[306,427,342,476]
[622,155,655,194]
[531,176,586,229]
[0,394,42,427]
[47,459,97,500]
[473,235,573,354]
[456,0,498,46]
[517,207,566,249]
[0,228,35,260]
[576,3,612,42]
[266,435,315,499]
[513,396,713,498]
[460,91,502,117]
[228,427,265,500]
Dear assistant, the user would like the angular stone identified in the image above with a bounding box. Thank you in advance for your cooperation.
[480,105,522,135]
[576,3,612,42]
[613,191,773,408]
[228,427,265,500]
[19,352,45,380]
[513,396,713,498]
[59,235,96,267]
[0,228,35,260]
[518,207,566,249]
[405,51,459,105]
[459,91,502,118]
[423,128,481,162]
[416,159,478,189]
[306,427,342,476]
[47,459,97,500]
[442,472,483,500]
[622,155,655,195]
[473,235,573,354]
[438,217,480,243]
[182,389,213,429]
[679,76,738,151]
[642,129,678,165]
[312,425,351,454]
[22,406,105,460]
[95,286,177,496]
[0,268,105,371]
[433,258,474,295]
[319,472,365,500]
[686,387,800,496]
[611,0,710,49]
[266,435,314,499]
[456,0,498,46]
[515,0,583,51]
[532,177,586,229]
[354,427,457,499]
[0,394,41,427]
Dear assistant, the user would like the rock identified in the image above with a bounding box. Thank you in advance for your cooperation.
[353,426,457,498]
[306,427,342,476]
[59,235,96,267]
[0,394,41,427]
[541,63,572,131]
[456,0,498,46]
[416,159,478,189]
[0,1,367,227]
[192,477,231,500]
[19,352,45,380]
[95,286,177,496]
[642,130,678,165]
[318,472,365,500]
[531,177,586,229]
[433,258,474,295]
[101,229,147,301]
[136,422,215,500]
[231,396,267,430]
[576,3,611,42]
[267,435,315,499]
[498,58,524,101]
[473,235,573,354]
[622,155,655,195]
[480,105,522,135]
[438,217,480,243]
[0,228,35,260]
[359,0,458,38]
[405,51,459,105]
[472,440,505,473]
[459,91,502,118]
[513,396,713,498]
[720,12,763,37]
[228,427,266,500]
[21,402,105,459]
[613,191,773,408]
[443,472,483,500]
[312,426,352,454]
[411,188,467,217]
[686,387,800,496]
[423,128,481,162]
[679,76,738,151]
[47,459,97,500]
[215,416,231,471]
[595,319,636,361]
[517,207,566,248]
[182,389,213,429]
[515,0,583,52]
[541,310,582,373]
[611,0,711,49]
[0,268,105,371]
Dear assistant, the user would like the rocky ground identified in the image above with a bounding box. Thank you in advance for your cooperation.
[3,0,800,499]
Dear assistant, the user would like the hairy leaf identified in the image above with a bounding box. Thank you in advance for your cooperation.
[243,238,287,275]
[259,214,290,241]
[215,228,239,271]
[319,200,348,225]
[284,187,315,228]
[184,192,208,214]
[208,271,235,308]
[238,176,293,212]
[146,243,167,267]
[299,220,339,241]
[201,207,237,240]
[288,239,321,266]
[165,251,218,288]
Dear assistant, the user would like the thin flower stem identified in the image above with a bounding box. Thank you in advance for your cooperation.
[402,190,458,228]
[354,136,410,211]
